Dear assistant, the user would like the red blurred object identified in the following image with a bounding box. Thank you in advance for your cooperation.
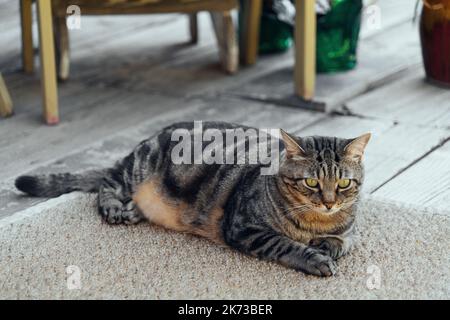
[420,0,450,87]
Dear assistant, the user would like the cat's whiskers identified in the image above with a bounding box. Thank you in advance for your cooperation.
[281,204,313,216]
[339,200,356,211]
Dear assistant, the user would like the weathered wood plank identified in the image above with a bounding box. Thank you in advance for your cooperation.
[0,90,184,180]
[344,69,450,129]
[372,139,450,211]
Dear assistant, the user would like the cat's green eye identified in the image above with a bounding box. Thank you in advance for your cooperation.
[305,178,319,188]
[338,179,351,189]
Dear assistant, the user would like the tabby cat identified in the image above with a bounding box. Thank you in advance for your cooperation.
[15,121,370,277]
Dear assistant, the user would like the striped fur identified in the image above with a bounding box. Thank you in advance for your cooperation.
[15,121,370,277]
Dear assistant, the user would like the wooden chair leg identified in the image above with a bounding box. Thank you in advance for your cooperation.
[210,10,239,74]
[20,0,34,73]
[0,73,13,118]
[54,15,70,81]
[239,0,262,65]
[189,13,198,44]
[37,0,59,125]
[294,0,316,100]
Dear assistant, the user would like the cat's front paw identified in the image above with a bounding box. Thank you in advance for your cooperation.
[99,199,124,224]
[301,247,337,277]
[309,237,345,260]
[99,199,143,225]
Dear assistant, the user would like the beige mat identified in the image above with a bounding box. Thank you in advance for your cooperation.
[0,193,449,299]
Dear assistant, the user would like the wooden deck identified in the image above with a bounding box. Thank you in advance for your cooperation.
[0,0,449,218]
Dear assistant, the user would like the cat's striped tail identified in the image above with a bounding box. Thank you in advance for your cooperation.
[15,169,108,197]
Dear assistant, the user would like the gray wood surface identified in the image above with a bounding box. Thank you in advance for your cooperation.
[344,69,450,129]
[372,139,450,211]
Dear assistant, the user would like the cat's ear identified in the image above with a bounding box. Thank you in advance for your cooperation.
[280,129,306,160]
[344,133,371,161]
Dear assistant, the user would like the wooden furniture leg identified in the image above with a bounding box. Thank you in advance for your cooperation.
[239,0,262,65]
[189,13,198,44]
[0,73,13,118]
[294,0,316,100]
[20,0,34,73]
[37,0,59,124]
[54,15,70,81]
[210,11,239,74]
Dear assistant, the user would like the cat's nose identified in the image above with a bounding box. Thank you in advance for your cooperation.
[324,202,335,210]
